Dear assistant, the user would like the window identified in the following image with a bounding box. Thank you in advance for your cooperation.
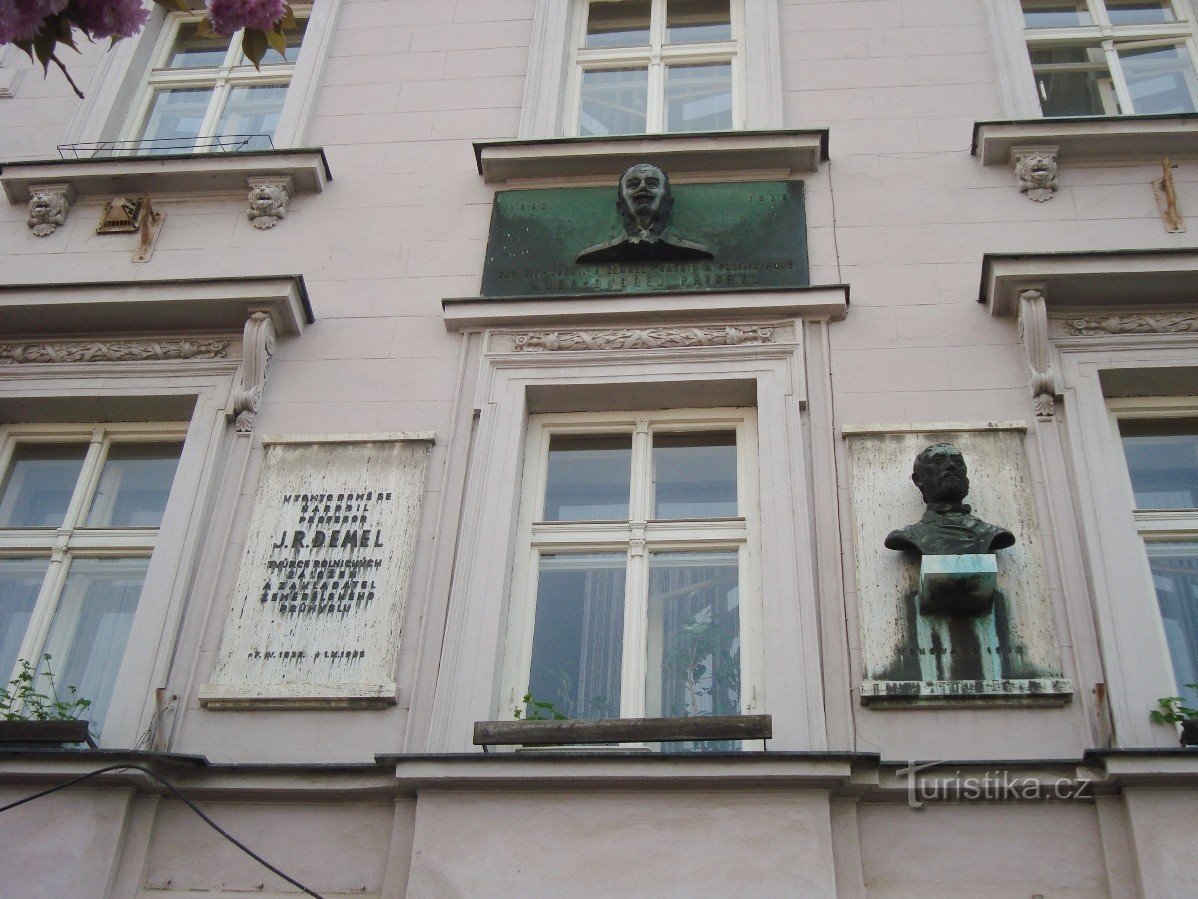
[1117,412,1198,708]
[568,0,744,136]
[1020,0,1198,115]
[500,409,762,749]
[0,425,183,737]
[124,9,309,153]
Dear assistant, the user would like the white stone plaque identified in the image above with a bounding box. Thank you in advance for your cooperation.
[200,434,432,708]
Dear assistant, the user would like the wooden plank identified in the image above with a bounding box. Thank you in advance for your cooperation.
[473,714,772,747]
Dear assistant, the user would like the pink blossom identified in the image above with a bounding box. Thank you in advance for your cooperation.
[0,0,70,44]
[206,0,287,35]
[72,0,150,40]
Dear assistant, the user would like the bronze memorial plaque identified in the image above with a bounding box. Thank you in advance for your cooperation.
[481,165,808,298]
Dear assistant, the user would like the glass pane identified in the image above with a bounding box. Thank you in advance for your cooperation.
[1120,421,1198,508]
[215,84,288,148]
[653,432,737,519]
[527,553,626,720]
[139,87,214,153]
[243,16,307,64]
[166,21,231,68]
[579,67,649,135]
[0,559,48,682]
[85,443,183,528]
[666,0,732,43]
[1021,2,1092,28]
[1106,1,1176,25]
[1145,542,1198,707]
[1119,44,1198,114]
[544,434,632,521]
[585,0,652,48]
[40,557,148,738]
[1030,47,1114,115]
[647,551,740,750]
[665,62,733,132]
[0,444,87,528]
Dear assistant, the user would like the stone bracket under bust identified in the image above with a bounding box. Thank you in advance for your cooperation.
[885,443,1015,618]
[576,163,714,264]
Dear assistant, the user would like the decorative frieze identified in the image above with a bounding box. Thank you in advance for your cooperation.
[512,325,775,352]
[1013,148,1059,202]
[1066,313,1198,336]
[26,183,74,236]
[247,176,291,230]
[0,337,229,364]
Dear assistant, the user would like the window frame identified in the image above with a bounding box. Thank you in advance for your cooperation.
[1011,0,1198,116]
[0,423,186,732]
[562,0,750,136]
[499,408,764,726]
[119,7,310,153]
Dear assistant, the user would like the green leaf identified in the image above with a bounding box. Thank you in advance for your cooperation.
[280,4,299,31]
[195,18,216,38]
[265,27,288,59]
[242,28,268,70]
[33,31,58,74]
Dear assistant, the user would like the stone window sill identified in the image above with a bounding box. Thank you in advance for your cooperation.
[0,147,330,202]
[972,114,1198,166]
[473,129,829,188]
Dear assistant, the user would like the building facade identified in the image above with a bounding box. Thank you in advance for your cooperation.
[0,0,1197,895]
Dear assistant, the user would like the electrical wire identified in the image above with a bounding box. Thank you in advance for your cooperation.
[0,763,324,898]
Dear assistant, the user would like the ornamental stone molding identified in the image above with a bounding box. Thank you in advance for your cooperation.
[512,325,775,352]
[1013,148,1059,202]
[1017,288,1057,418]
[233,311,277,432]
[0,338,229,365]
[247,176,292,230]
[1066,312,1198,336]
[26,183,74,236]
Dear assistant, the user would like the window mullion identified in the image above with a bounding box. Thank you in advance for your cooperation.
[1105,39,1138,112]
[63,430,105,531]
[621,538,649,720]
[9,549,73,695]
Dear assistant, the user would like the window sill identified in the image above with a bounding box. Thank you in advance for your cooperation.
[474,129,829,187]
[972,114,1198,166]
[0,147,330,203]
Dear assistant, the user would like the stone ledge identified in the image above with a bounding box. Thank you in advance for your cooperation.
[980,249,1198,317]
[474,130,829,187]
[972,114,1198,166]
[443,285,848,330]
[860,678,1074,708]
[0,275,313,337]
[0,148,330,203]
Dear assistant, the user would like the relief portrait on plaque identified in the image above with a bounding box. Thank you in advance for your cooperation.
[576,163,715,264]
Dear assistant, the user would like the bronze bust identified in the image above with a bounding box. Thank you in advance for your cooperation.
[576,163,714,264]
[885,443,1015,556]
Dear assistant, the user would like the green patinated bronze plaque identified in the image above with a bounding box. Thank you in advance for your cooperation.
[481,180,808,298]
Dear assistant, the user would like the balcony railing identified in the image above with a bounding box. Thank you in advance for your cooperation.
[57,134,275,159]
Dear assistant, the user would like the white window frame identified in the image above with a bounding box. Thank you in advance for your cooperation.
[519,0,781,138]
[0,424,186,728]
[565,0,747,136]
[65,0,341,151]
[499,408,764,726]
[1059,340,1198,746]
[422,318,835,754]
[119,6,310,152]
[988,0,1198,117]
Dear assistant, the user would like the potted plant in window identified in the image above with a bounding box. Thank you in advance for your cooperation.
[0,655,94,748]
[1150,685,1198,748]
